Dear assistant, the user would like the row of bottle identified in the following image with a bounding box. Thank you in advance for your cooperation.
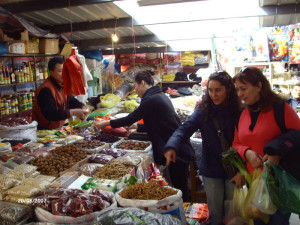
[0,91,35,116]
[0,61,49,85]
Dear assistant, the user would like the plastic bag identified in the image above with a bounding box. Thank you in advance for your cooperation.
[263,161,300,214]
[97,148,126,158]
[0,175,20,190]
[78,163,104,176]
[124,100,137,112]
[100,93,121,108]
[94,207,182,225]
[232,187,248,219]
[244,169,269,224]
[7,164,37,180]
[21,177,52,189]
[7,185,40,197]
[0,165,11,175]
[253,173,277,215]
[2,161,19,169]
[13,156,34,164]
[0,201,31,222]
[4,195,33,205]
[89,153,114,164]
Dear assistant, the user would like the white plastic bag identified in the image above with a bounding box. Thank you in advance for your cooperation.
[0,121,38,141]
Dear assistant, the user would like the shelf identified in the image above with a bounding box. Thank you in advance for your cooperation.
[1,109,32,118]
[0,81,35,87]
[0,53,58,57]
[162,81,199,84]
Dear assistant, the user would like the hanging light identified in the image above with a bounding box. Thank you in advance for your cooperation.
[112,32,119,42]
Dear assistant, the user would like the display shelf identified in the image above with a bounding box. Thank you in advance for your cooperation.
[0,81,35,87]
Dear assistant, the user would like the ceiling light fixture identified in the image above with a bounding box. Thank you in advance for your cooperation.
[112,32,119,42]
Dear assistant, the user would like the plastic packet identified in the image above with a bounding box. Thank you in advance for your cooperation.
[89,153,114,164]
[7,185,40,197]
[0,201,31,222]
[2,161,19,170]
[35,174,56,183]
[0,165,11,175]
[0,175,21,190]
[97,148,126,158]
[89,189,114,203]
[0,189,7,200]
[7,164,37,180]
[13,156,34,165]
[64,198,94,217]
[4,195,33,205]
[21,177,52,189]
[1,153,19,162]
[78,163,104,176]
[114,154,142,167]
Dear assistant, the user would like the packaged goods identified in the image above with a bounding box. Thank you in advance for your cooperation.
[97,148,126,158]
[4,195,33,205]
[21,177,52,189]
[7,164,37,180]
[92,131,120,143]
[78,163,104,176]
[13,155,34,164]
[7,185,40,197]
[112,140,151,152]
[81,177,119,192]
[89,153,114,164]
[0,165,11,175]
[0,201,31,223]
[0,175,20,190]
[2,161,19,169]
[75,140,105,150]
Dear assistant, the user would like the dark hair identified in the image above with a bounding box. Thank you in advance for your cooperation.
[233,67,283,112]
[201,71,241,119]
[134,70,154,86]
[48,56,64,71]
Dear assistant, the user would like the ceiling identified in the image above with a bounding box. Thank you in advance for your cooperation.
[0,0,300,54]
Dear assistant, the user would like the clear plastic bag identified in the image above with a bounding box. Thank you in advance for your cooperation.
[13,156,34,164]
[244,169,269,224]
[7,185,40,197]
[78,163,104,176]
[4,195,33,205]
[89,153,114,164]
[7,164,37,180]
[233,187,248,219]
[253,173,277,215]
[0,175,20,190]
[21,177,52,189]
[35,174,56,183]
[0,201,31,222]
[0,165,11,175]
[2,161,19,170]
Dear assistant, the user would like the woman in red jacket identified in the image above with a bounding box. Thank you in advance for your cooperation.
[232,67,300,225]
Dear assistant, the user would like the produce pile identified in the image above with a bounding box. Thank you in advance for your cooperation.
[116,140,150,150]
[75,140,105,149]
[119,181,177,200]
[91,132,120,143]
[30,144,88,177]
[0,118,30,127]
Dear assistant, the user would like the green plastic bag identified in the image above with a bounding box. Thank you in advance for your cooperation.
[263,161,300,214]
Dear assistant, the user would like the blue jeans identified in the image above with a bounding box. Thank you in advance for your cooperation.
[253,210,291,225]
[202,176,235,225]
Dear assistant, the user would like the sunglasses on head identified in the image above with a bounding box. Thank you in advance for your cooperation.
[215,70,231,79]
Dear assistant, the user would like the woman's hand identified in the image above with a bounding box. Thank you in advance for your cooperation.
[245,149,263,168]
[230,173,245,188]
[94,120,110,129]
[262,154,281,166]
[164,149,176,166]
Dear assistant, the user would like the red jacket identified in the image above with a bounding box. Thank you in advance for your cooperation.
[62,54,85,95]
[33,78,69,129]
[233,103,300,173]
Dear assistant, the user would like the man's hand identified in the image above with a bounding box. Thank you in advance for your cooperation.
[245,149,263,168]
[164,149,176,166]
[71,108,89,119]
[94,120,110,129]
[230,173,245,188]
[262,154,281,166]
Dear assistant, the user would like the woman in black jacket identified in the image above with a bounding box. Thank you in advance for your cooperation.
[94,70,194,201]
[164,71,242,225]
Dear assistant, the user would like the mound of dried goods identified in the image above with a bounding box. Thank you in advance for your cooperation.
[93,162,133,180]
[116,140,150,150]
[92,132,120,143]
[30,144,88,177]
[119,181,177,200]
[75,140,105,149]
[0,118,30,127]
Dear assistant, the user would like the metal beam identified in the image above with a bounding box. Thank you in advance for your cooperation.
[42,18,141,34]
[101,46,172,55]
[79,34,161,49]
[1,0,114,14]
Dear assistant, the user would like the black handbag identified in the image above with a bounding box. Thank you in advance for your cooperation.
[211,117,237,179]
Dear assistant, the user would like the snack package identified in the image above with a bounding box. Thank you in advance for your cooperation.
[7,185,40,198]
[2,161,19,170]
[147,163,168,186]
[78,163,104,176]
[0,175,20,190]
[89,154,114,164]
[13,156,34,165]
[7,164,37,180]
[0,165,11,175]
[0,201,31,222]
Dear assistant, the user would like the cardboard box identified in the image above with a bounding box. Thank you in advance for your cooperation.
[8,42,25,54]
[51,171,79,188]
[39,38,59,54]
[60,42,74,57]
[26,41,39,54]
[21,30,29,41]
